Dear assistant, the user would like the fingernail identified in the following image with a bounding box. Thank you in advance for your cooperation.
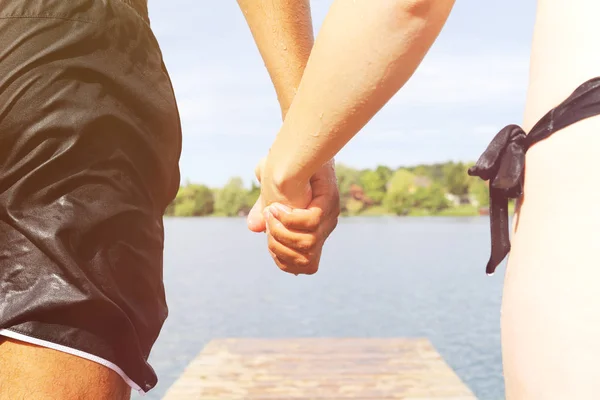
[267,205,278,218]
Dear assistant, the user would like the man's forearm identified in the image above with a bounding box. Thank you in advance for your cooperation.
[237,0,314,118]
[267,0,455,186]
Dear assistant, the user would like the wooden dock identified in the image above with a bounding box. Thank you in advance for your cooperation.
[162,338,477,399]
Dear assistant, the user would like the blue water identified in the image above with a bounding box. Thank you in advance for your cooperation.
[138,217,505,400]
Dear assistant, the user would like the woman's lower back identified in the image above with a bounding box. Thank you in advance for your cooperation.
[502,1,600,398]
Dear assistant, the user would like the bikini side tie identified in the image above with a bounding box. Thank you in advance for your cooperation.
[469,77,600,275]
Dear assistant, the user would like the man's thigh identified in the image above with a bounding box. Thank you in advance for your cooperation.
[0,338,130,400]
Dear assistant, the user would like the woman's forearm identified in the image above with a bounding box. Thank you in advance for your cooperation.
[267,0,455,187]
[237,0,314,118]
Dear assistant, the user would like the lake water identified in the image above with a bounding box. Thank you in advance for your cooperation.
[137,217,505,400]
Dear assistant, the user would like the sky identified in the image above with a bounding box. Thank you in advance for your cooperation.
[147,1,537,188]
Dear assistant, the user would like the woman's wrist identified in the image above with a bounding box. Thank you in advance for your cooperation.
[265,151,307,196]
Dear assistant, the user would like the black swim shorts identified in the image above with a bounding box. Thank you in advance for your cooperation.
[0,0,181,394]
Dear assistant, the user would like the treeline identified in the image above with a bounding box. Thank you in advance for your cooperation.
[164,161,499,217]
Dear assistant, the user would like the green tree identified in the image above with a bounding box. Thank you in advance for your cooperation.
[359,169,386,204]
[386,169,416,193]
[443,162,469,196]
[428,163,446,182]
[345,198,365,215]
[469,178,489,207]
[335,163,361,211]
[409,183,449,212]
[465,161,489,207]
[335,164,361,194]
[246,181,261,209]
[383,169,416,215]
[214,177,249,216]
[412,165,429,177]
[173,184,215,217]
[375,165,393,183]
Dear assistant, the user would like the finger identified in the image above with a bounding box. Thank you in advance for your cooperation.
[268,249,295,275]
[309,159,337,198]
[268,248,285,269]
[319,207,339,242]
[267,232,318,275]
[267,248,300,275]
[247,195,266,232]
[268,203,325,232]
[266,209,319,254]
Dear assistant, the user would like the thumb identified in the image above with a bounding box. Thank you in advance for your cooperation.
[255,157,267,183]
[247,194,266,232]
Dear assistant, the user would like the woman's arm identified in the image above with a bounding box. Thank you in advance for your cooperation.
[237,0,340,276]
[263,0,455,206]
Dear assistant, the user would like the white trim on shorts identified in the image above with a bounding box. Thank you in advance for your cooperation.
[0,329,145,395]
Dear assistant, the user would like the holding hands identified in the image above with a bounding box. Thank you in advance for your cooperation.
[247,158,339,276]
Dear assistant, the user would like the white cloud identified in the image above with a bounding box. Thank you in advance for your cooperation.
[172,51,529,140]
[389,52,530,106]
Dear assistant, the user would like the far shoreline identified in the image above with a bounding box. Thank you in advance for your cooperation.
[164,202,515,219]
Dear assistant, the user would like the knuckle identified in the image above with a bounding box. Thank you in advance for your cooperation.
[272,255,290,273]
[277,263,290,273]
[268,224,281,241]
[314,208,325,221]
[307,214,321,230]
[267,240,278,253]
[277,213,291,226]
[298,236,318,252]
[295,256,311,269]
[304,263,319,275]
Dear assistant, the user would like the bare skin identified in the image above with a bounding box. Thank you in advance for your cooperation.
[258,0,456,206]
[502,0,600,398]
[238,0,340,275]
[236,0,314,119]
[8,0,598,398]
[0,3,341,399]
[0,338,130,400]
[249,0,600,398]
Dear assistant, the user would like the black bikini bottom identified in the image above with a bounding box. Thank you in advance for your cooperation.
[469,77,600,275]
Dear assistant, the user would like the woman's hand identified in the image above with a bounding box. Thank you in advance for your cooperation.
[258,156,313,211]
[247,158,339,275]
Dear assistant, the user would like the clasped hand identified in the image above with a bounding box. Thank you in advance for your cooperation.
[247,158,339,275]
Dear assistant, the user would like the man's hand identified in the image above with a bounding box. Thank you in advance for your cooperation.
[237,0,339,275]
[247,159,339,275]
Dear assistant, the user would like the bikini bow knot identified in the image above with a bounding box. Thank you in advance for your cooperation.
[467,77,600,276]
[468,124,527,275]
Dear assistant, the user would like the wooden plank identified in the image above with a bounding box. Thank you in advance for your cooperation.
[162,338,477,400]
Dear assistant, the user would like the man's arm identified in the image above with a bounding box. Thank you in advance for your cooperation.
[237,0,314,118]
[262,0,456,206]
[238,0,340,275]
